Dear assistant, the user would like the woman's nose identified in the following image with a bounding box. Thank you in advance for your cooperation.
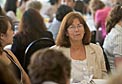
[74,27,79,31]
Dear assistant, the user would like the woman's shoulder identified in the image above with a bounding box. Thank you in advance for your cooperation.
[5,49,22,67]
[5,50,16,58]
[51,45,68,49]
[88,43,101,48]
[50,45,70,52]
[86,43,103,52]
[50,45,70,58]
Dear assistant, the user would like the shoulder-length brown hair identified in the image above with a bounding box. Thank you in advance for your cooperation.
[56,12,91,47]
[0,6,9,54]
[17,8,47,45]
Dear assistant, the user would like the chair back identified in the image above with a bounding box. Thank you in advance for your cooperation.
[24,37,55,73]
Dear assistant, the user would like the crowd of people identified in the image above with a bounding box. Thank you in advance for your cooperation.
[0,0,122,84]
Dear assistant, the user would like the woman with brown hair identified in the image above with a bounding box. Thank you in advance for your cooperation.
[52,12,107,82]
[11,8,54,72]
[0,6,30,84]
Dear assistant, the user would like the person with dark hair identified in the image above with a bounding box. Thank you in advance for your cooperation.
[11,8,54,72]
[28,48,71,84]
[52,12,107,82]
[49,4,73,40]
[49,0,60,5]
[74,0,87,15]
[16,0,30,21]
[45,0,61,22]
[103,5,122,73]
[4,0,18,23]
[62,0,75,8]
[0,6,30,84]
[4,0,18,15]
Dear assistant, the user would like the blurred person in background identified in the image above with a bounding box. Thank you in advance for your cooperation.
[28,48,71,84]
[106,67,122,84]
[26,0,42,13]
[89,0,111,46]
[16,0,30,21]
[45,0,61,22]
[48,4,73,40]
[11,8,54,72]
[61,0,75,8]
[74,0,87,15]
[4,0,18,23]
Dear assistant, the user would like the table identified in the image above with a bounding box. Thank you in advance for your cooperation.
[71,79,107,84]
[93,79,107,84]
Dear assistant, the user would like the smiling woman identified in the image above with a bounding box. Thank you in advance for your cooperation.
[52,12,108,82]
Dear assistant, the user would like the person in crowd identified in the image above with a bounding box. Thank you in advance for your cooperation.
[28,48,71,84]
[26,0,42,13]
[74,0,87,15]
[11,8,54,72]
[89,0,105,19]
[103,5,122,73]
[48,4,73,40]
[89,0,111,46]
[16,0,29,21]
[52,12,107,82]
[45,0,61,22]
[0,6,30,84]
[0,59,18,84]
[61,0,75,8]
[4,0,18,23]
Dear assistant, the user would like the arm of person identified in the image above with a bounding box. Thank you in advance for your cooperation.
[113,35,122,70]
[114,56,122,69]
[6,50,31,84]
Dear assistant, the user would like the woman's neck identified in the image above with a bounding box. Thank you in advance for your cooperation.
[70,43,86,60]
[70,41,83,49]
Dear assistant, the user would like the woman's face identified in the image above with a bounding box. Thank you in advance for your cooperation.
[1,22,14,46]
[67,18,85,43]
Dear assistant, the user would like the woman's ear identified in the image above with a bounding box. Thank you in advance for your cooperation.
[0,33,5,40]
